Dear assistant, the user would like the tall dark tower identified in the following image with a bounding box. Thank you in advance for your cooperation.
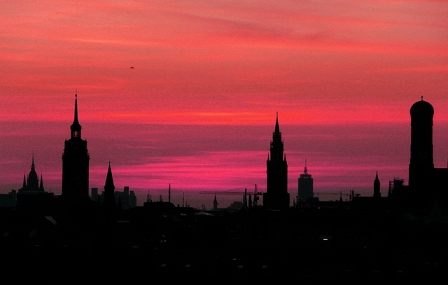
[373,171,381,198]
[409,96,434,192]
[62,94,90,201]
[263,113,290,209]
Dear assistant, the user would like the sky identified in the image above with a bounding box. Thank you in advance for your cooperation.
[1,0,448,209]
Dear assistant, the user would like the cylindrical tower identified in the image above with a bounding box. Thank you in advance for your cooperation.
[409,97,434,189]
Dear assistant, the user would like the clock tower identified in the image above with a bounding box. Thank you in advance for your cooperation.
[61,94,90,201]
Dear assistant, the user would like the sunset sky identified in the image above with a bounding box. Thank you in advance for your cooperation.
[1,1,448,208]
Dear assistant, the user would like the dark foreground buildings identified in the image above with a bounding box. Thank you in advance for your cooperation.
[1,96,448,283]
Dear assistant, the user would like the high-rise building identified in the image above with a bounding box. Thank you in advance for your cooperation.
[263,113,290,209]
[61,94,90,201]
[297,160,313,204]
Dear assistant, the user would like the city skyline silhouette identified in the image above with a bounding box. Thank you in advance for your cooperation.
[1,94,447,283]
[1,94,448,209]
[1,2,448,281]
[2,2,448,209]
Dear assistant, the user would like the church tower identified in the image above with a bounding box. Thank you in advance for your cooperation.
[373,171,381,198]
[19,153,44,192]
[26,154,39,191]
[62,94,90,201]
[103,162,116,210]
[409,96,434,193]
[263,113,290,209]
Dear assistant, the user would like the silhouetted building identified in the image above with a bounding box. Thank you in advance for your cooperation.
[103,161,116,210]
[297,160,313,204]
[115,186,137,209]
[213,194,218,210]
[0,190,17,208]
[16,155,53,209]
[263,113,290,209]
[19,154,44,192]
[352,171,389,211]
[389,177,405,199]
[406,97,448,214]
[61,93,90,202]
[373,171,381,198]
[91,187,99,201]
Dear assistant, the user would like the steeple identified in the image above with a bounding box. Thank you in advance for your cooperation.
[104,161,115,190]
[264,112,290,209]
[213,194,218,210]
[103,161,116,210]
[62,92,90,201]
[39,173,44,192]
[26,153,39,191]
[274,111,280,135]
[70,93,82,139]
[374,171,381,198]
[31,152,35,172]
[269,112,285,163]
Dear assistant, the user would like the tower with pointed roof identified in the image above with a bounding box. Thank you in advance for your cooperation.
[20,154,44,192]
[373,171,381,198]
[16,154,53,209]
[263,113,290,209]
[103,162,116,210]
[61,93,90,201]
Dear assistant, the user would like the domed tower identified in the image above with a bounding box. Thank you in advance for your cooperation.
[409,96,434,191]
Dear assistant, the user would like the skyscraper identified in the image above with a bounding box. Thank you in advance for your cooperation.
[263,113,290,209]
[297,160,313,204]
[61,94,90,201]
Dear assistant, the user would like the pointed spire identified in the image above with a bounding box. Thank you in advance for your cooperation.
[304,159,308,175]
[74,93,79,124]
[70,93,82,138]
[22,173,26,189]
[104,161,115,190]
[274,111,280,134]
[103,161,116,210]
[31,151,35,171]
[39,173,44,192]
